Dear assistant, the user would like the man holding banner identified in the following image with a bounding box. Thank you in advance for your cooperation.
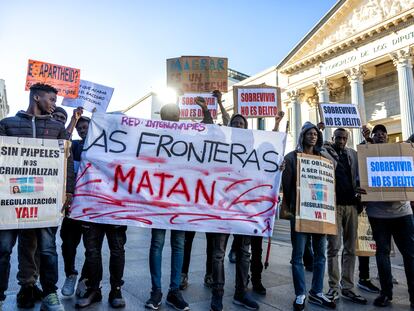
[0,83,74,311]
[358,125,414,308]
[282,122,336,311]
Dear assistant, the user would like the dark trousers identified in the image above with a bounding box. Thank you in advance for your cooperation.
[369,215,414,302]
[232,235,264,283]
[212,234,250,298]
[182,231,214,275]
[18,228,59,296]
[82,222,127,290]
[358,256,370,280]
[289,230,314,268]
[0,229,18,300]
[60,217,85,277]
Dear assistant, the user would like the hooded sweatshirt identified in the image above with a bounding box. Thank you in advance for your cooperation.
[281,122,334,219]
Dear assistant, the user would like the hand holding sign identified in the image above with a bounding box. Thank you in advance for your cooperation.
[194,96,208,110]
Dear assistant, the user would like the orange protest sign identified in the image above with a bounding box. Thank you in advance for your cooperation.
[25,60,81,98]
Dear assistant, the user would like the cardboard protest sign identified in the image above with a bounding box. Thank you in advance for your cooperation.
[25,60,81,98]
[357,143,414,201]
[70,112,287,236]
[0,137,69,229]
[62,80,114,113]
[355,209,376,256]
[178,93,217,120]
[319,103,361,128]
[295,153,336,235]
[167,56,228,94]
[233,85,280,118]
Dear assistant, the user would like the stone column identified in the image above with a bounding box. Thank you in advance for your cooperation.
[287,89,302,146]
[390,48,414,140]
[344,66,366,147]
[314,79,331,140]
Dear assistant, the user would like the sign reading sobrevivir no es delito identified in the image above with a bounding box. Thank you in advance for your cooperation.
[319,103,361,128]
[178,93,217,120]
[233,85,280,118]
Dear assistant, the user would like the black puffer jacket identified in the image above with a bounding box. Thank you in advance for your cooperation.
[0,111,75,193]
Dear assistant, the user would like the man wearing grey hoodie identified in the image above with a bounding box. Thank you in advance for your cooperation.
[282,122,336,311]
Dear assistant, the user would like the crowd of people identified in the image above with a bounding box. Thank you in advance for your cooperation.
[0,83,413,311]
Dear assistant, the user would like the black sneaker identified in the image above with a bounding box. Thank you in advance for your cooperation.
[252,281,266,295]
[204,274,213,288]
[17,285,36,309]
[166,289,189,311]
[308,291,336,309]
[210,294,223,311]
[373,294,392,307]
[32,284,43,301]
[75,288,102,308]
[357,279,380,293]
[145,290,162,310]
[109,287,126,308]
[233,293,259,310]
[325,288,339,301]
[341,290,367,305]
[293,295,306,311]
[180,273,189,290]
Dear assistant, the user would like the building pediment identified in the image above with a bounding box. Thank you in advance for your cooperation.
[280,0,414,72]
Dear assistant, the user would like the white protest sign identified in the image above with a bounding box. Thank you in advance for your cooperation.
[178,93,217,120]
[70,112,287,236]
[235,86,279,118]
[0,137,67,229]
[62,79,114,113]
[367,156,414,187]
[319,103,361,128]
[295,153,336,235]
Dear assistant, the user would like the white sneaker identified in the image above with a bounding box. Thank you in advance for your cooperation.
[61,274,77,296]
[75,278,88,298]
[40,293,64,311]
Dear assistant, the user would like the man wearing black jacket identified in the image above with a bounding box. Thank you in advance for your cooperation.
[0,83,74,311]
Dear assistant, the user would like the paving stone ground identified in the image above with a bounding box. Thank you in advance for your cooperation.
[2,220,410,310]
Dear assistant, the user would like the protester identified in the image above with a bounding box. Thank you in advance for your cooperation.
[359,124,414,308]
[180,97,215,291]
[75,115,127,308]
[0,83,74,311]
[282,122,335,310]
[145,103,189,311]
[324,128,367,304]
[210,113,260,311]
[59,114,90,297]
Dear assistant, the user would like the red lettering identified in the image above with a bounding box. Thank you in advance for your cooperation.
[136,170,154,195]
[314,211,322,219]
[195,179,216,205]
[113,165,136,194]
[154,172,174,198]
[15,207,22,218]
[167,177,190,201]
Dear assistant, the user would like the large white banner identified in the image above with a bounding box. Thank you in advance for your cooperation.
[70,113,286,236]
[62,79,114,113]
[0,137,67,229]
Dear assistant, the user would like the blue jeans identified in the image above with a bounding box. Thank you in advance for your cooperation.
[290,221,327,296]
[0,229,18,301]
[149,229,185,291]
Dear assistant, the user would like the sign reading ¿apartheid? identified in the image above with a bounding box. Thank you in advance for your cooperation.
[0,137,68,229]
[70,112,286,236]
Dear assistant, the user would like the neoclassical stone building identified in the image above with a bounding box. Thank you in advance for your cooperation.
[222,0,414,151]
